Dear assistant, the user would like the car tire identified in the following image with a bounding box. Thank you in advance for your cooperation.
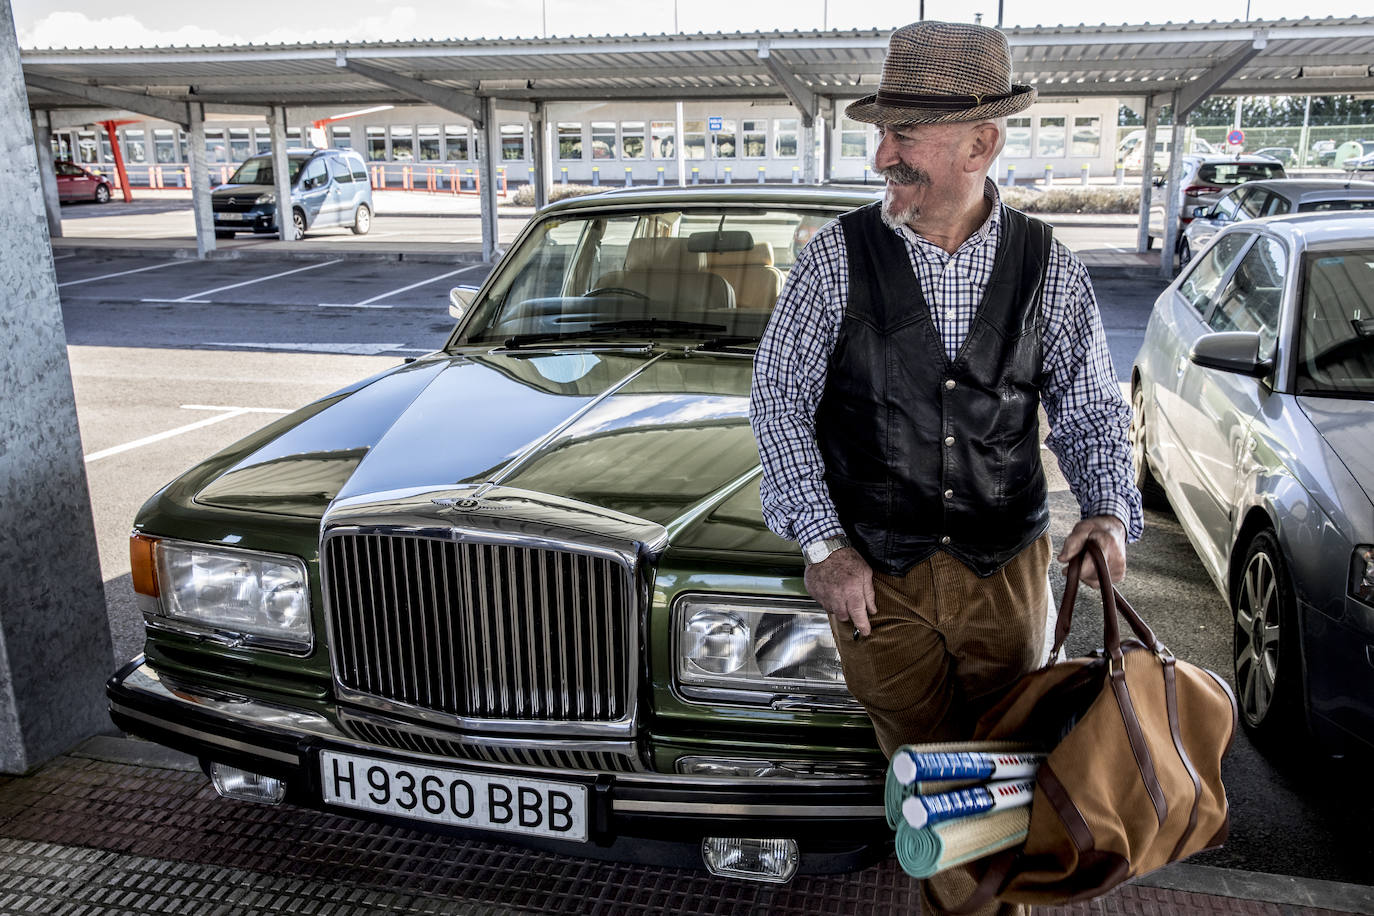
[1129,384,1168,510]
[1178,238,1193,268]
[351,203,372,235]
[1233,530,1304,743]
[215,230,235,239]
[94,184,111,204]
[292,208,308,239]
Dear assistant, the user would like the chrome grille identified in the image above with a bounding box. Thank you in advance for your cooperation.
[324,533,631,722]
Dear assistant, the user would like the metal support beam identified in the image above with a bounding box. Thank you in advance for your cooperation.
[757,42,817,123]
[23,73,192,126]
[31,109,61,239]
[338,53,485,126]
[530,101,549,210]
[185,102,216,257]
[801,119,817,185]
[1162,98,1188,280]
[1174,32,1268,117]
[1136,93,1159,255]
[478,96,500,262]
[268,105,295,242]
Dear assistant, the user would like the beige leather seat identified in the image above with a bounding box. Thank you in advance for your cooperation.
[595,238,735,311]
[706,242,783,311]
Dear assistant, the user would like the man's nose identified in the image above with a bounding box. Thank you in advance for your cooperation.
[873,131,899,170]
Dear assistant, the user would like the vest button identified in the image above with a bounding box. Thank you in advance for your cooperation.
[945,379,956,390]
[944,489,954,499]
[940,536,952,545]
[944,436,955,447]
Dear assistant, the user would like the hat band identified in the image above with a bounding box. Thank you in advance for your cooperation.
[874,87,1017,111]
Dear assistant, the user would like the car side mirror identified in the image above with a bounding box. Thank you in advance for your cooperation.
[1189,331,1273,378]
[1191,206,1208,218]
[449,285,479,321]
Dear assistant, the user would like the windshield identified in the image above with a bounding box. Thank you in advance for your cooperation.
[1197,162,1285,185]
[1296,248,1374,397]
[460,206,841,346]
[227,156,306,186]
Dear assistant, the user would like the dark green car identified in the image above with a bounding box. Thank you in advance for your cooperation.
[109,186,890,882]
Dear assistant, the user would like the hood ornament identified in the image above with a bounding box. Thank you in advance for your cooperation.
[431,496,508,512]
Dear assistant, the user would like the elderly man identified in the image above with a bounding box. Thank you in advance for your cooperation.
[749,20,1142,915]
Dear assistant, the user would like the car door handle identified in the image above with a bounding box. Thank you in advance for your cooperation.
[1176,357,1188,378]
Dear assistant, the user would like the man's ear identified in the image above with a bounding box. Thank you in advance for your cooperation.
[964,122,1000,173]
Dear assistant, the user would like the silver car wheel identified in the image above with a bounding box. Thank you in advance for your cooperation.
[1178,239,1193,267]
[1235,548,1280,725]
[1129,385,1167,509]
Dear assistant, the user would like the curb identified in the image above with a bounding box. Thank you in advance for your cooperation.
[52,242,489,266]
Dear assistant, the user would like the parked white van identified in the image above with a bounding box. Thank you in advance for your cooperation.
[1117,129,1219,171]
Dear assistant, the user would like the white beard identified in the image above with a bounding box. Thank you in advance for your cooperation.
[880,188,920,230]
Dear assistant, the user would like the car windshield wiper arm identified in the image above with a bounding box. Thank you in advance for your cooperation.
[695,334,760,352]
[488,329,643,349]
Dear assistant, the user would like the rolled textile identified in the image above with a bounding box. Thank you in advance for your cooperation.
[894,805,1031,879]
[884,739,1038,830]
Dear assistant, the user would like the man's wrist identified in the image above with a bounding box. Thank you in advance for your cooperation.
[802,534,851,566]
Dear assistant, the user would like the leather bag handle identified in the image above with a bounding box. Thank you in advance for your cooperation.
[1052,540,1163,660]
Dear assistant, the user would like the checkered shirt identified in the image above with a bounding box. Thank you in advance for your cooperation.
[750,183,1144,551]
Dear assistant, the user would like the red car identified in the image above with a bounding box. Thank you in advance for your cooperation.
[55,161,113,203]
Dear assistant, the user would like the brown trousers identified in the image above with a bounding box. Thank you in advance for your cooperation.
[829,535,1053,916]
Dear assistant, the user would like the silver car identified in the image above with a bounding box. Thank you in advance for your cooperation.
[1148,155,1286,262]
[1131,213,1374,755]
[1179,179,1374,267]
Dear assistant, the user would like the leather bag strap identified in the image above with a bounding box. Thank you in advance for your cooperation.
[1052,542,1162,659]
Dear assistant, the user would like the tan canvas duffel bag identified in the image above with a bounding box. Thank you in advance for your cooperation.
[955,541,1239,909]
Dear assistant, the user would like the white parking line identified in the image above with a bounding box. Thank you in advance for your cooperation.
[139,259,343,303]
[52,253,76,261]
[317,302,393,309]
[83,404,290,463]
[349,264,486,307]
[58,260,192,288]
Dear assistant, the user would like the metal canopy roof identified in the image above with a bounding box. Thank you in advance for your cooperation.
[20,17,1374,114]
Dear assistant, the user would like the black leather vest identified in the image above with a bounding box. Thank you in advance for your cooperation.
[815,201,1054,578]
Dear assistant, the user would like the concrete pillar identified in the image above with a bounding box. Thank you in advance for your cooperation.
[801,116,817,185]
[1,0,114,774]
[186,102,216,257]
[1162,100,1188,280]
[478,97,500,262]
[268,106,296,241]
[31,109,62,239]
[675,101,686,187]
[820,114,834,185]
[1135,94,1157,255]
[531,101,549,210]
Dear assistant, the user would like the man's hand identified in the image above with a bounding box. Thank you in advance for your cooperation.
[803,547,877,637]
[1057,515,1127,590]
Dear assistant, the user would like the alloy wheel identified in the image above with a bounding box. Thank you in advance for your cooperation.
[1234,548,1281,727]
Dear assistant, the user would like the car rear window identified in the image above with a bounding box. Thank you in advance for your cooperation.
[1197,162,1285,185]
[1298,199,1374,213]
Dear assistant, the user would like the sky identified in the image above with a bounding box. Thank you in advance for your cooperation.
[10,0,1370,49]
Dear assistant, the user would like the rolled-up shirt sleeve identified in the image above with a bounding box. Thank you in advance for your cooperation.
[1039,247,1145,541]
[749,227,847,547]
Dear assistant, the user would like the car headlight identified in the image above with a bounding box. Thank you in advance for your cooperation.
[1352,546,1374,605]
[674,595,855,708]
[254,192,275,204]
[130,534,311,653]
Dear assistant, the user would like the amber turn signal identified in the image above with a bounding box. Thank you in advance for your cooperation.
[130,532,159,598]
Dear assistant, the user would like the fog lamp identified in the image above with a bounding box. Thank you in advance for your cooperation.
[701,837,798,883]
[210,763,286,805]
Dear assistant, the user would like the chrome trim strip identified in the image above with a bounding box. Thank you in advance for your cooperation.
[613,800,888,818]
[110,702,299,765]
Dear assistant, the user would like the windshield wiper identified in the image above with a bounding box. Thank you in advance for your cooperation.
[488,329,638,349]
[695,335,760,352]
[587,318,727,337]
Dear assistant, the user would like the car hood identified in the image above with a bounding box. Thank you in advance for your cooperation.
[212,183,274,197]
[1297,397,1374,507]
[194,349,793,555]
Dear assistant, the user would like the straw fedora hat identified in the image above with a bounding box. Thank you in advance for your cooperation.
[846,21,1036,126]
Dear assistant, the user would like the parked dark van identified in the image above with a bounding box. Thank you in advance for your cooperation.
[212,148,372,238]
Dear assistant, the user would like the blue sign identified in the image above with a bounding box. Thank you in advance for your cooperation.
[1227,129,1245,146]
[708,116,723,132]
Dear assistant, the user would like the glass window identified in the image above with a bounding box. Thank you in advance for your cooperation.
[445,125,469,160]
[254,127,271,154]
[622,122,646,160]
[417,125,441,161]
[1197,162,1285,185]
[774,119,798,158]
[1179,233,1252,315]
[591,122,616,160]
[300,157,328,190]
[152,129,176,164]
[1239,190,1271,219]
[558,122,583,160]
[1299,198,1374,213]
[683,121,706,160]
[711,119,736,159]
[500,124,525,161]
[1071,117,1100,157]
[122,128,147,164]
[651,121,675,159]
[286,127,302,146]
[1208,236,1286,360]
[1212,189,1246,222]
[328,155,355,183]
[1037,117,1066,157]
[349,155,368,183]
[50,133,70,160]
[390,126,413,161]
[840,118,868,160]
[76,130,99,164]
[1297,248,1374,396]
[229,128,251,162]
[366,126,387,161]
[742,120,767,158]
[204,129,227,164]
[331,125,352,150]
[1004,117,1031,158]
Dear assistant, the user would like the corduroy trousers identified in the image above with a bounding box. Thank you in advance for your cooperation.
[828,534,1054,916]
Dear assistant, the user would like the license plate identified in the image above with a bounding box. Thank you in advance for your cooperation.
[319,750,588,842]
[219,212,244,221]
